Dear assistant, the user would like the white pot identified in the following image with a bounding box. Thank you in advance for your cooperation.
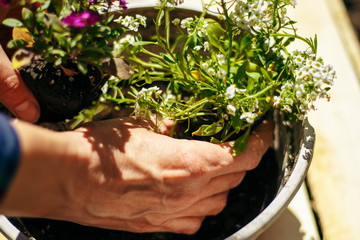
[0,3,315,240]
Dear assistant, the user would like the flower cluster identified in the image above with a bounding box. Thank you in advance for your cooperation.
[1,0,129,74]
[274,50,335,120]
[100,0,335,155]
[115,14,147,32]
[232,0,296,32]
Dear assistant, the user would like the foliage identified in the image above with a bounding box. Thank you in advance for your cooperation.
[1,0,129,74]
[102,0,335,155]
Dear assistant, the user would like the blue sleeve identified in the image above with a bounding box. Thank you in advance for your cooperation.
[0,113,21,200]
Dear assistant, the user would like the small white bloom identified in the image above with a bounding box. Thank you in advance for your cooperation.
[203,41,210,51]
[180,17,193,29]
[285,98,294,106]
[240,112,258,124]
[121,15,132,27]
[135,14,147,27]
[225,84,239,99]
[217,54,226,65]
[273,96,281,107]
[227,104,237,116]
[172,18,180,25]
[194,45,202,51]
[201,62,209,70]
[208,68,216,76]
[129,20,140,32]
[218,69,227,79]
[283,105,292,113]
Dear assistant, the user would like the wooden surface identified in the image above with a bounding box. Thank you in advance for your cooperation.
[290,0,360,239]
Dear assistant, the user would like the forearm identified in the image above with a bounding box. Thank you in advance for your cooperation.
[0,120,86,218]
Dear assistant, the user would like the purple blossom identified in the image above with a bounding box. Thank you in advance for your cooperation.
[61,10,101,28]
[119,0,128,9]
[0,0,11,7]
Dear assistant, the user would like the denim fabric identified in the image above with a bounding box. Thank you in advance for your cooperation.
[0,113,20,200]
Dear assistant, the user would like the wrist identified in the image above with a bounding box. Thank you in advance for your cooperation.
[0,120,85,218]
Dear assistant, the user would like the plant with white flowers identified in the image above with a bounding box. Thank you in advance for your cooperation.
[102,0,335,155]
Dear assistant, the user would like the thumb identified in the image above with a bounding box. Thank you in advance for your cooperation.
[0,46,40,123]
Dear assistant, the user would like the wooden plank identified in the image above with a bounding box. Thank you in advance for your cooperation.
[288,0,360,239]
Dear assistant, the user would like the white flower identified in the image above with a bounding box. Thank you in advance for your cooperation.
[203,41,210,51]
[172,18,180,25]
[129,21,140,32]
[136,14,147,27]
[240,112,258,124]
[208,68,216,76]
[217,54,226,65]
[218,69,227,79]
[181,17,193,29]
[273,96,281,107]
[194,45,202,51]
[121,15,132,27]
[225,84,239,99]
[119,34,136,45]
[163,90,176,105]
[285,98,294,106]
[201,62,209,70]
[227,104,237,116]
[283,105,292,113]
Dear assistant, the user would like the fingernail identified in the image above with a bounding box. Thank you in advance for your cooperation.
[14,101,40,123]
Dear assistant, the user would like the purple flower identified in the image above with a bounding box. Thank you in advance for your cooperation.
[61,10,101,28]
[119,0,128,9]
[0,0,11,7]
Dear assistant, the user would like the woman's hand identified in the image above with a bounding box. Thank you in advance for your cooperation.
[0,117,273,234]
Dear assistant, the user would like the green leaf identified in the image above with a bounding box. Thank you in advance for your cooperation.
[149,57,168,68]
[40,0,51,11]
[161,53,175,64]
[50,0,64,16]
[232,127,250,156]
[7,39,28,49]
[192,119,224,137]
[246,71,261,80]
[110,27,125,38]
[210,137,222,144]
[22,8,34,28]
[2,18,23,27]
[77,61,88,75]
[260,68,272,81]
[206,19,225,50]
[239,34,252,54]
[132,40,155,46]
[283,37,295,47]
[50,49,67,57]
[156,9,165,27]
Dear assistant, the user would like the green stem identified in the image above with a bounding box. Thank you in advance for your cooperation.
[220,0,233,79]
[271,33,317,53]
[173,98,210,118]
[240,82,279,102]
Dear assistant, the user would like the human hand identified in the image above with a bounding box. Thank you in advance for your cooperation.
[0,117,273,234]
[0,7,40,123]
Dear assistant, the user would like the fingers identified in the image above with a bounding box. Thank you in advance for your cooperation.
[80,192,229,234]
[219,120,274,173]
[0,45,40,122]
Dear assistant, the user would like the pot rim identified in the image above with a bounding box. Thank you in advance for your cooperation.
[226,119,315,240]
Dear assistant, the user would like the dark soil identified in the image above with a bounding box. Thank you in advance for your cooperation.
[19,59,106,122]
[10,148,279,240]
